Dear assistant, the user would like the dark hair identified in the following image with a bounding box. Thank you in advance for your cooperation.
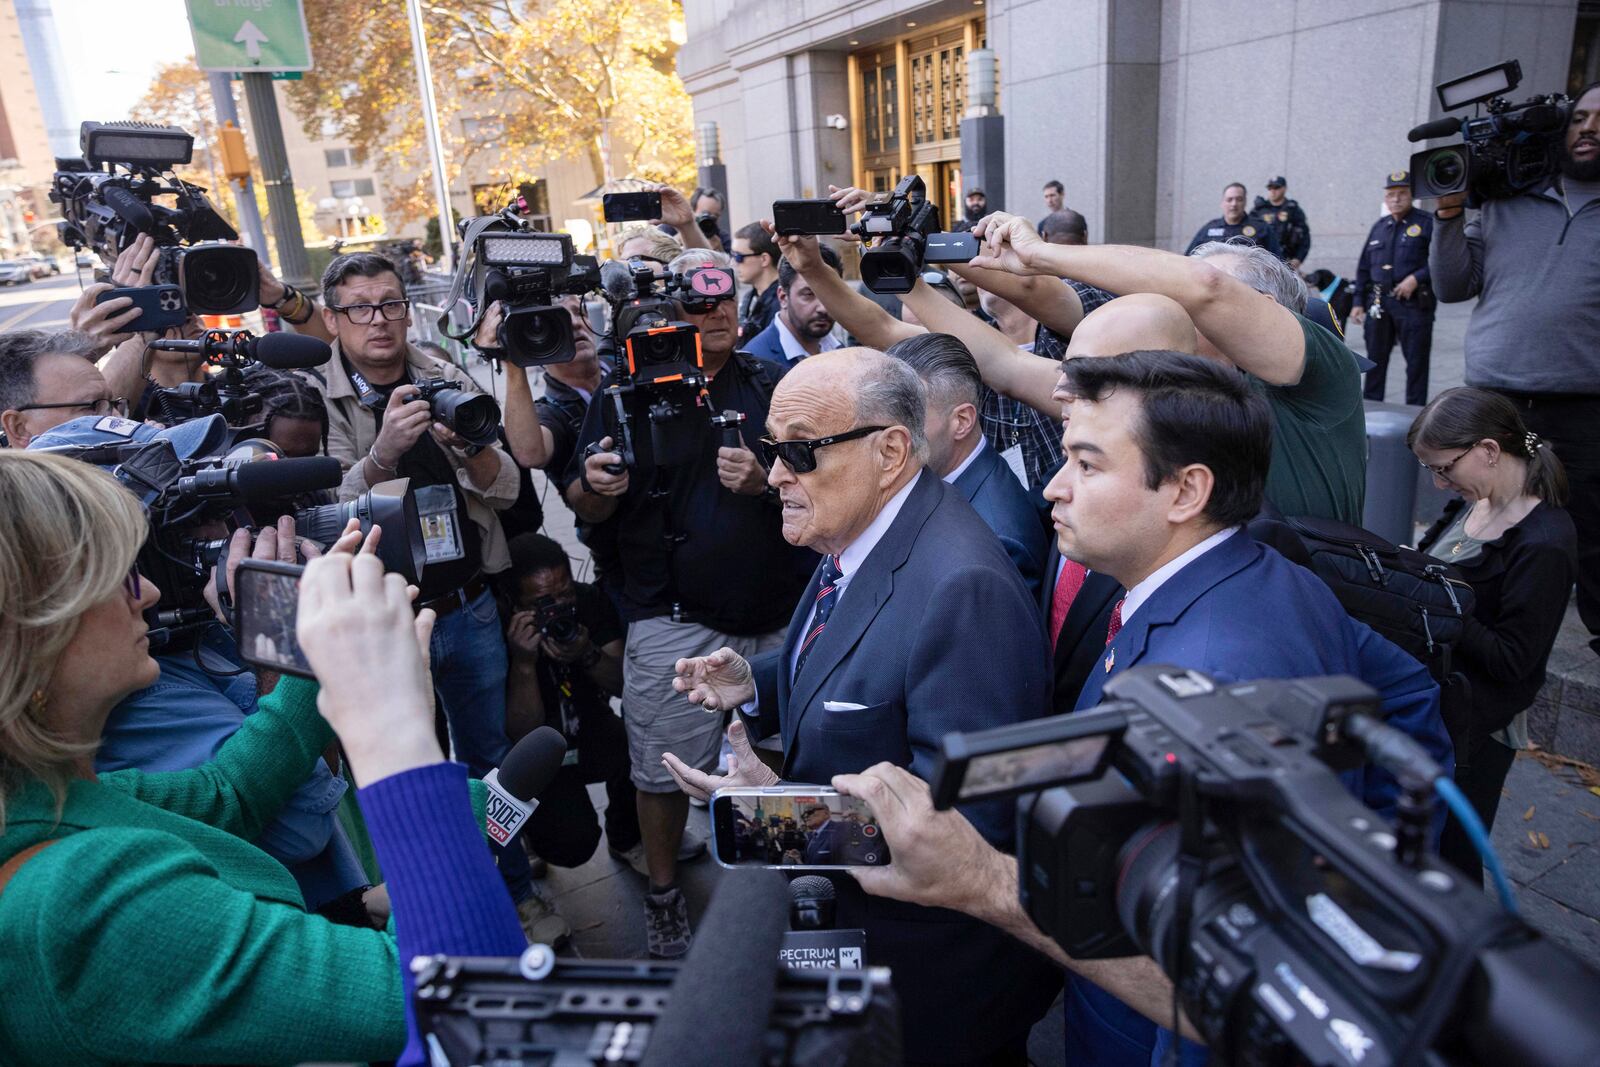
[778,243,843,292]
[690,186,725,210]
[1040,209,1088,242]
[241,365,329,453]
[885,333,981,409]
[1223,182,1247,196]
[1043,180,1064,194]
[321,251,403,307]
[0,330,101,413]
[734,221,778,266]
[507,532,573,578]
[1407,386,1568,505]
[1061,351,1273,527]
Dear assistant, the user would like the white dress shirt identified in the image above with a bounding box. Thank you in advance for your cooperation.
[942,434,986,485]
[775,314,843,364]
[1118,526,1239,627]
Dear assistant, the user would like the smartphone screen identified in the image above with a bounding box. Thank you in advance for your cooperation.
[711,788,890,869]
[602,191,662,223]
[234,560,314,678]
[771,199,847,236]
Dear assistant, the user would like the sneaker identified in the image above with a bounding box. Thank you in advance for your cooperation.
[517,892,572,948]
[609,836,707,877]
[644,886,692,959]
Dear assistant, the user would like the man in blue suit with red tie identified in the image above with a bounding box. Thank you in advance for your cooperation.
[661,347,1059,1064]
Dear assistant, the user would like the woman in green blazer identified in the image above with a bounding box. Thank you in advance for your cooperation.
[0,452,406,1066]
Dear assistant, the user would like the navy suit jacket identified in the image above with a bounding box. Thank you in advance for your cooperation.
[952,441,1048,602]
[743,469,1058,1060]
[742,319,790,367]
[1040,544,1122,714]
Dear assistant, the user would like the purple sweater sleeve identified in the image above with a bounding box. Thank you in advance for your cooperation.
[358,761,527,1065]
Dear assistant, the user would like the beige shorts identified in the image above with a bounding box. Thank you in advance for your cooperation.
[623,616,786,793]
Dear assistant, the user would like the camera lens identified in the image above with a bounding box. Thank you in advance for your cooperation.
[180,244,261,315]
[294,486,427,585]
[500,305,576,367]
[1425,150,1465,195]
[859,240,920,295]
[429,388,502,447]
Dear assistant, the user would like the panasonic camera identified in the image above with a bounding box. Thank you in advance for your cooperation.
[51,120,260,315]
[931,665,1600,1067]
[849,175,977,294]
[1408,60,1574,204]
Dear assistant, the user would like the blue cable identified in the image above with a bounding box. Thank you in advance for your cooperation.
[1434,776,1519,916]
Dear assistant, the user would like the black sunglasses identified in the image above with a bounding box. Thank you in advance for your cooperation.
[759,425,887,474]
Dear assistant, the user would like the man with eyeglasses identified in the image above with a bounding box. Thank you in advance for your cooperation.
[568,247,814,959]
[662,346,1058,1063]
[0,329,125,448]
[299,252,560,941]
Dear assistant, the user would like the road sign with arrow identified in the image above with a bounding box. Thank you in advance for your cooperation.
[186,0,314,73]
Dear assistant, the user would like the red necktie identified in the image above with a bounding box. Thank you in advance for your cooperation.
[1105,598,1125,646]
[1049,560,1088,648]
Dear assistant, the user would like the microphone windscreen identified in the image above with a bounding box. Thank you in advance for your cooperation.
[600,258,636,302]
[103,185,155,233]
[252,331,332,369]
[640,870,788,1067]
[496,726,568,802]
[232,456,342,503]
[1408,116,1463,142]
[789,874,836,903]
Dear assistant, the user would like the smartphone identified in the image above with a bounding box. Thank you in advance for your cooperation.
[602,190,662,223]
[233,559,314,679]
[711,787,890,870]
[95,284,189,332]
[771,198,848,236]
[922,231,980,264]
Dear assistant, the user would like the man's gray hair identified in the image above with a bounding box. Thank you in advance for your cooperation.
[852,349,928,461]
[666,248,735,275]
[0,330,103,412]
[1189,240,1308,313]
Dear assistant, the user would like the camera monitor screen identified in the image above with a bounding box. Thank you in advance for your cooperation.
[958,736,1112,801]
[234,560,314,679]
[711,789,891,870]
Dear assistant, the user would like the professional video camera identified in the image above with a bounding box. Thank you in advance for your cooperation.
[850,175,977,294]
[144,327,333,439]
[1409,60,1574,204]
[439,200,601,366]
[50,120,260,315]
[931,665,1600,1067]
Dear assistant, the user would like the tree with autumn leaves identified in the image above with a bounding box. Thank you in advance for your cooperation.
[290,0,696,223]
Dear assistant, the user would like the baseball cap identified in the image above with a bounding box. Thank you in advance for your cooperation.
[1266,176,1286,188]
[26,413,229,462]
[1385,171,1410,189]
[966,187,986,198]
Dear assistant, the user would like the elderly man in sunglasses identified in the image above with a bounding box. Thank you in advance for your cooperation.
[663,346,1059,1064]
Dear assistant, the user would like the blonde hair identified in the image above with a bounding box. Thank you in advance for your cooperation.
[614,224,684,264]
[0,452,147,830]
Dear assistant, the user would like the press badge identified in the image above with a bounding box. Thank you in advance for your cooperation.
[414,484,465,563]
[1001,444,1028,487]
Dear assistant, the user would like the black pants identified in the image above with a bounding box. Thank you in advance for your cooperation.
[521,704,642,866]
[1363,308,1434,406]
[1439,731,1519,885]
[1492,391,1600,651]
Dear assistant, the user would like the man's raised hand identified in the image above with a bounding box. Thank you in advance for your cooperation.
[671,645,756,711]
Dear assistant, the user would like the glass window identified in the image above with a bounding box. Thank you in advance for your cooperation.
[882,64,899,151]
[324,148,351,168]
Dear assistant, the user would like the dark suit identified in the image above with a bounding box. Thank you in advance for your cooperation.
[742,319,791,367]
[744,469,1058,1062]
[1040,546,1121,714]
[952,441,1048,601]
[1068,530,1453,1067]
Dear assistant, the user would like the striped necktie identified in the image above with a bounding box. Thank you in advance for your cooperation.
[793,554,842,682]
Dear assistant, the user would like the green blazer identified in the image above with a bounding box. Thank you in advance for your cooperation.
[0,676,407,1066]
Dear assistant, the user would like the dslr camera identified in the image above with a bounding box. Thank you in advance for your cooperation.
[850,175,978,294]
[51,121,260,315]
[1408,60,1574,204]
[529,595,581,644]
[932,665,1600,1067]
[413,377,501,448]
[442,201,600,367]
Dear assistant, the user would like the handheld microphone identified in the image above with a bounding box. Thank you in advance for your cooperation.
[599,258,638,302]
[103,185,156,233]
[789,875,837,931]
[148,331,332,369]
[483,726,568,846]
[1408,116,1464,142]
[175,455,342,503]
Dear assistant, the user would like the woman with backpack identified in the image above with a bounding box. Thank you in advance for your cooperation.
[1409,387,1577,883]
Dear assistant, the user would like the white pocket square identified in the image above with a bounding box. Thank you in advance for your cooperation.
[823,700,869,712]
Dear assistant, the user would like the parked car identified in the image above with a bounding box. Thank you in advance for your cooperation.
[0,260,36,286]
[16,254,61,278]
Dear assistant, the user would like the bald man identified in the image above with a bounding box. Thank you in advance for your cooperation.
[663,348,1058,1062]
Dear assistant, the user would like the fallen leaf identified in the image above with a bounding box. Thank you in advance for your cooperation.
[1524,806,1536,821]
[1590,787,1600,798]
[1579,810,1600,822]
[1537,831,1551,848]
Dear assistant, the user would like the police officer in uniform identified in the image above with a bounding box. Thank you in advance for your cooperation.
[1251,175,1311,267]
[1351,171,1436,405]
[1185,181,1282,256]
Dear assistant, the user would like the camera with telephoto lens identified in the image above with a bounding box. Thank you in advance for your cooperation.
[50,121,260,315]
[530,595,581,644]
[1408,60,1574,205]
[695,212,720,240]
[441,201,601,367]
[412,377,501,448]
[931,664,1600,1067]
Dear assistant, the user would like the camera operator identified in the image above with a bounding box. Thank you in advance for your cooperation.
[689,186,732,252]
[742,244,846,368]
[1429,81,1600,655]
[238,363,331,459]
[732,221,781,340]
[566,247,812,959]
[502,534,644,935]
[0,330,125,448]
[301,252,548,930]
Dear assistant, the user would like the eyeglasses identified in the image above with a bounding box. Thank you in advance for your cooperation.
[730,251,749,264]
[122,565,142,602]
[759,425,888,474]
[627,255,668,267]
[1418,444,1476,478]
[18,396,129,418]
[330,299,410,324]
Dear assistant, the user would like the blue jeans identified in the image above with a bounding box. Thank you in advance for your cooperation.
[429,585,531,903]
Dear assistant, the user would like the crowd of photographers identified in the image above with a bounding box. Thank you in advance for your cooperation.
[0,80,1596,1067]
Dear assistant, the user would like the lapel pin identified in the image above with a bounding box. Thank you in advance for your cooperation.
[1104,648,1115,673]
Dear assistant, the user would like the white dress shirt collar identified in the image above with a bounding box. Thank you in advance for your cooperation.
[942,434,987,485]
[775,314,842,364]
[1119,527,1239,625]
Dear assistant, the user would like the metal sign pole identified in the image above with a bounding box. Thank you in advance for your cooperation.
[405,0,455,271]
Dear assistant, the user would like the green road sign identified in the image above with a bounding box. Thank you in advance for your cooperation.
[187,0,314,73]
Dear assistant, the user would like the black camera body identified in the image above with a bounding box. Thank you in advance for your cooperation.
[453,209,600,367]
[413,377,501,448]
[1408,60,1574,204]
[932,665,1600,1067]
[851,175,962,294]
[51,121,260,315]
[530,595,581,644]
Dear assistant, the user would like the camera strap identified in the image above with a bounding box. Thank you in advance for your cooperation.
[437,215,515,343]
[342,355,392,414]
